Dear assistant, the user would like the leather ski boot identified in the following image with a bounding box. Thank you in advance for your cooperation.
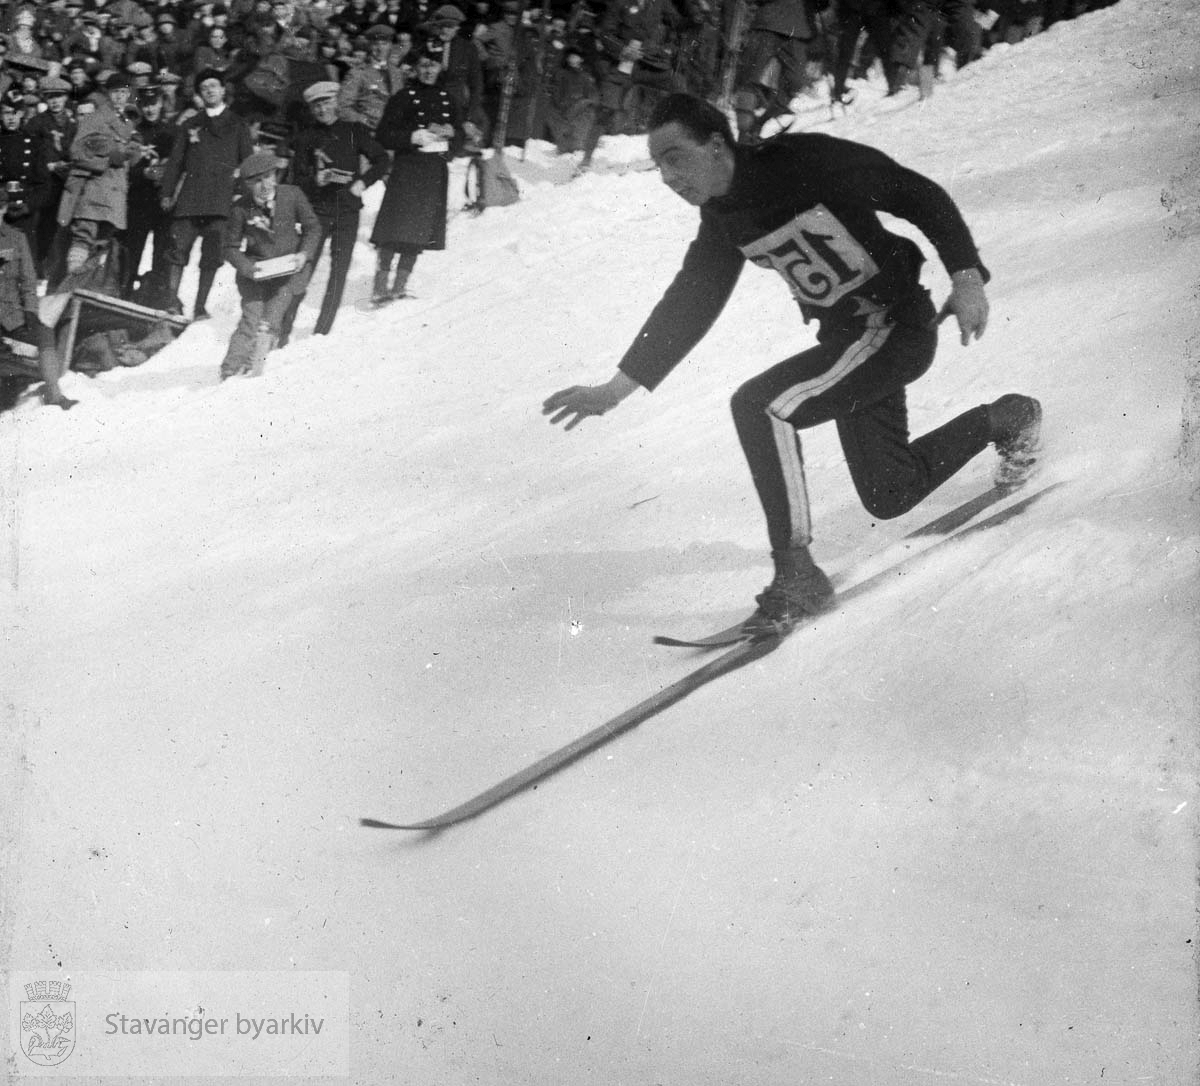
[988,393,1043,490]
[744,545,835,635]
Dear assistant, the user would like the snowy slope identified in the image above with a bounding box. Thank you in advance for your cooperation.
[3,1,1198,1084]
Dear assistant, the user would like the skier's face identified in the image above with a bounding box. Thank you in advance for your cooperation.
[648,122,734,206]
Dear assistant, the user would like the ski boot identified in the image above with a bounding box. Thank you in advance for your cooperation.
[988,393,1043,490]
[743,545,835,636]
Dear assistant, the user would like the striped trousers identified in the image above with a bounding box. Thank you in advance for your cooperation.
[730,298,991,551]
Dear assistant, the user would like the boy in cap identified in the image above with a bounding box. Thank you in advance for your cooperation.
[220,151,320,379]
[276,79,387,341]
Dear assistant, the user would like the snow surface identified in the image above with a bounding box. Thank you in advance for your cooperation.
[3,0,1199,1082]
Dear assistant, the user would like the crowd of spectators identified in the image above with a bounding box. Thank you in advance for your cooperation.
[0,0,1117,401]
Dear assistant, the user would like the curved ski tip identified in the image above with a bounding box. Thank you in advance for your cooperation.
[361,816,446,832]
[360,817,409,830]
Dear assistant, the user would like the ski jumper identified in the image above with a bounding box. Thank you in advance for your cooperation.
[618,133,994,551]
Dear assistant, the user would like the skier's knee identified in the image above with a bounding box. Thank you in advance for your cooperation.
[858,488,916,521]
[730,379,769,422]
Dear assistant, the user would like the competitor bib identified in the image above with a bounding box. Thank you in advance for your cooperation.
[739,205,878,306]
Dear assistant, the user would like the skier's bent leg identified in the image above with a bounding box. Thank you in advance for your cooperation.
[837,395,991,520]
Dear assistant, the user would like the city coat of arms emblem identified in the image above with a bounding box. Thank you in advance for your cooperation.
[19,980,75,1066]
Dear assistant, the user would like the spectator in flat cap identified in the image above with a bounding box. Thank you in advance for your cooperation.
[156,69,185,117]
[337,21,406,130]
[124,16,165,71]
[276,78,388,341]
[422,3,485,131]
[219,151,320,379]
[55,73,144,279]
[124,87,174,297]
[126,60,155,88]
[27,80,78,270]
[158,67,253,317]
[153,10,192,73]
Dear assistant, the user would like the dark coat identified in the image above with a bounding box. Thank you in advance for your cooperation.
[597,0,682,68]
[25,109,76,170]
[160,105,255,219]
[748,0,819,38]
[289,118,390,218]
[370,83,459,251]
[425,35,485,128]
[0,127,51,213]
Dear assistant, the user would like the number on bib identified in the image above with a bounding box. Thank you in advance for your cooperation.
[740,205,878,306]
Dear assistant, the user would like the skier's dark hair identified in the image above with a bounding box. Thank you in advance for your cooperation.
[648,93,736,150]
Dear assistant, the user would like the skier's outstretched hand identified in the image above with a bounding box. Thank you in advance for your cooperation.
[543,371,640,430]
[937,267,989,345]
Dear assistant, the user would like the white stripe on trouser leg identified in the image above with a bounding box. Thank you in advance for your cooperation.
[766,311,893,547]
[771,415,812,546]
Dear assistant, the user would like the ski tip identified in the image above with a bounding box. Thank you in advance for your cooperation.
[361,816,448,832]
[653,623,756,648]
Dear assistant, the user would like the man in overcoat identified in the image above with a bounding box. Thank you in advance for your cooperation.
[57,73,142,278]
[159,67,255,317]
[369,54,460,303]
